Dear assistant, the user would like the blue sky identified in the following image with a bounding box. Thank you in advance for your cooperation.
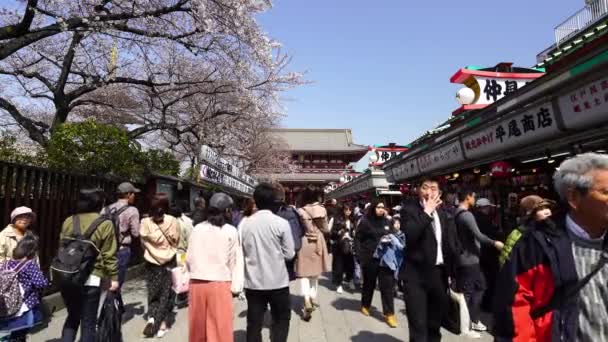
[258,0,582,151]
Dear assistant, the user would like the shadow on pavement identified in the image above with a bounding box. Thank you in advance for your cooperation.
[121,301,145,325]
[351,331,402,342]
[331,296,360,312]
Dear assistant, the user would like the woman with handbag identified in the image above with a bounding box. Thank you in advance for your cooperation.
[140,193,180,339]
[331,203,355,294]
[186,193,244,342]
[296,188,330,322]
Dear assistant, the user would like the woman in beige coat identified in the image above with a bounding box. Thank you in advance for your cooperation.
[296,188,330,322]
[140,193,180,338]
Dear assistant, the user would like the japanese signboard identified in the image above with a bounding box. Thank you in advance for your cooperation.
[476,77,532,105]
[558,76,608,130]
[462,103,561,160]
[200,145,257,186]
[369,144,409,167]
[391,158,420,181]
[418,141,464,174]
[200,163,254,195]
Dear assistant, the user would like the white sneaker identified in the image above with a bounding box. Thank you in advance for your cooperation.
[471,321,488,332]
[157,329,168,338]
[336,286,344,294]
[463,331,482,339]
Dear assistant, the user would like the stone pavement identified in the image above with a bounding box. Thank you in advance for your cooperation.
[31,275,493,342]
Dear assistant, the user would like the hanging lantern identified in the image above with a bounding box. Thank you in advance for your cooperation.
[399,183,410,194]
[490,161,512,178]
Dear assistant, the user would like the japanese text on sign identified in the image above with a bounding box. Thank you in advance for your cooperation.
[462,103,561,160]
[476,77,533,105]
[418,141,464,173]
[558,76,608,130]
[392,159,420,181]
[200,163,254,195]
[200,145,257,186]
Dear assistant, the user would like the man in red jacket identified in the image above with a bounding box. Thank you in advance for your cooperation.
[494,153,608,342]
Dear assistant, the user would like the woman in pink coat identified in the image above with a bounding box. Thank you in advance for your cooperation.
[296,188,330,322]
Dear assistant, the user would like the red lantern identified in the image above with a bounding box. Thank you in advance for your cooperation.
[490,161,512,178]
[399,183,410,194]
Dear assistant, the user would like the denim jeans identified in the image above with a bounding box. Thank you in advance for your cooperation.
[61,286,101,342]
[117,247,131,288]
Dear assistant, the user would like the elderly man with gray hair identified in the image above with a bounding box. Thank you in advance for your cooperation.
[494,152,608,342]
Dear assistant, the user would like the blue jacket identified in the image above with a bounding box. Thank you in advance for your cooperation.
[373,232,405,276]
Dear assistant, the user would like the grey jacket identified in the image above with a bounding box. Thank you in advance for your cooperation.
[454,207,495,266]
[238,210,295,290]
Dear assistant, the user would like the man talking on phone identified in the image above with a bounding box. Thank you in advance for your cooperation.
[399,177,460,342]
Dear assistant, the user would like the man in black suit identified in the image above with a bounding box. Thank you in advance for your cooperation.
[400,178,459,342]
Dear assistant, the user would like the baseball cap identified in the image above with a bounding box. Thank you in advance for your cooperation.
[476,198,496,207]
[520,195,555,216]
[117,182,140,194]
[11,206,36,223]
[209,193,234,211]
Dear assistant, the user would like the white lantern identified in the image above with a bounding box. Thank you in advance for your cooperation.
[456,87,475,105]
[369,153,379,163]
[340,176,346,183]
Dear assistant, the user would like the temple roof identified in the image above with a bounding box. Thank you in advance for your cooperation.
[269,128,369,153]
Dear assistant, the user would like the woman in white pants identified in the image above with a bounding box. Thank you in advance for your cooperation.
[296,188,330,322]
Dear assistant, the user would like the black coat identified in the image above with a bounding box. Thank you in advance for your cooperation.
[399,200,459,281]
[355,216,388,266]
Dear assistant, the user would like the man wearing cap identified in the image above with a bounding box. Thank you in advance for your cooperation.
[494,153,608,342]
[498,195,555,267]
[0,206,36,262]
[102,182,141,288]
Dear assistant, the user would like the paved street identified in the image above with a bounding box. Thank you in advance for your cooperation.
[31,275,493,342]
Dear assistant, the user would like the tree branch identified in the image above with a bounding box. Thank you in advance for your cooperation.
[0,68,55,91]
[0,97,48,146]
[0,0,38,40]
[55,32,83,95]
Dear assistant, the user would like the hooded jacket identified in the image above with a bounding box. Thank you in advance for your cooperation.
[493,217,579,341]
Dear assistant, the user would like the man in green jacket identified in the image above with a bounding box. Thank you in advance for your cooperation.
[59,188,119,342]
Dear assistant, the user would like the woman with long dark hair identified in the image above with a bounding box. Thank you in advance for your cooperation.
[355,199,397,328]
[187,193,243,342]
[331,203,355,293]
[296,188,330,322]
[140,193,180,338]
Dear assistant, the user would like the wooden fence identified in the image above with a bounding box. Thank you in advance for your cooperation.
[0,161,133,272]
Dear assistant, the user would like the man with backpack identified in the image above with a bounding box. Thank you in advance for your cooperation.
[494,153,608,342]
[54,188,119,342]
[101,182,141,288]
[453,189,503,337]
[273,183,303,281]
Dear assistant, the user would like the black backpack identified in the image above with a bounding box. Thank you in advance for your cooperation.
[104,205,132,245]
[51,215,108,287]
[277,206,305,251]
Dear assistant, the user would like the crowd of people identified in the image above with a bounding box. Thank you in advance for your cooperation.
[1,152,608,342]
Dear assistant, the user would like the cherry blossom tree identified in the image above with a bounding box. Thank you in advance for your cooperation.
[0,0,304,159]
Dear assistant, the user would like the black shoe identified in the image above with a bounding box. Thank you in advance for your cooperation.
[302,308,313,322]
[143,321,156,338]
